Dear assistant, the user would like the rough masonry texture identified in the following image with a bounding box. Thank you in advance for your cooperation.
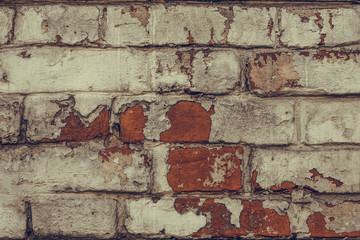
[0,0,359,239]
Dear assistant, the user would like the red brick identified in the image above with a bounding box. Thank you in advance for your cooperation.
[160,101,214,143]
[41,110,109,143]
[167,147,243,192]
[120,105,147,143]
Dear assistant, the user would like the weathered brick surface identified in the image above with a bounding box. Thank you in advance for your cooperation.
[0,47,150,93]
[0,8,14,44]
[0,1,359,239]
[32,195,117,238]
[152,49,240,94]
[209,95,295,144]
[301,100,360,144]
[0,141,150,194]
[126,197,291,238]
[249,51,360,95]
[0,196,26,239]
[0,95,23,143]
[15,5,100,45]
[280,7,360,47]
[252,148,360,193]
[288,200,360,237]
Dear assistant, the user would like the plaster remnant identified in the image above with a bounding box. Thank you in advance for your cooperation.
[121,6,150,27]
[249,53,302,94]
[98,147,134,184]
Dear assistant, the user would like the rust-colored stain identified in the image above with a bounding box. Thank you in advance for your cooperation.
[56,35,62,43]
[307,212,360,237]
[169,50,198,87]
[98,147,134,163]
[121,6,150,27]
[20,51,31,58]
[251,170,263,192]
[160,101,214,143]
[249,53,302,94]
[307,168,343,190]
[167,147,243,192]
[175,199,290,237]
[187,30,195,44]
[120,105,147,143]
[267,18,273,37]
[329,13,334,29]
[270,181,297,192]
[319,33,326,45]
[315,12,323,29]
[41,110,109,143]
[313,50,360,62]
[208,27,215,45]
[299,51,310,56]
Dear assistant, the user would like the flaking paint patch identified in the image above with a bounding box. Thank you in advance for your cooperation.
[306,168,343,191]
[169,51,198,87]
[98,147,134,184]
[121,6,150,27]
[218,7,234,44]
[249,53,302,94]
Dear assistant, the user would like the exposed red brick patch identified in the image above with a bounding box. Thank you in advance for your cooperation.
[19,51,31,58]
[270,181,298,192]
[307,168,343,189]
[251,171,263,192]
[176,199,290,238]
[167,147,242,192]
[160,101,214,143]
[187,30,195,44]
[240,201,291,237]
[174,198,200,214]
[41,110,109,143]
[299,51,310,56]
[99,147,134,163]
[307,212,338,237]
[208,27,215,45]
[121,6,150,27]
[120,105,147,143]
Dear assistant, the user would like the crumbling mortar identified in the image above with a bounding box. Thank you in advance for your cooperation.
[9,6,17,44]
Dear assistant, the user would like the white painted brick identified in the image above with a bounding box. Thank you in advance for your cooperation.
[24,93,112,142]
[228,6,276,46]
[105,6,151,46]
[0,8,14,44]
[152,5,226,45]
[249,51,360,95]
[0,142,150,194]
[32,195,117,238]
[125,197,206,236]
[252,148,360,193]
[0,195,26,239]
[0,96,23,143]
[152,49,240,94]
[280,7,360,47]
[301,100,360,144]
[210,95,295,144]
[0,47,150,93]
[15,5,99,44]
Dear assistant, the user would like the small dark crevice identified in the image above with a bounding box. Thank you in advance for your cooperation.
[25,201,34,240]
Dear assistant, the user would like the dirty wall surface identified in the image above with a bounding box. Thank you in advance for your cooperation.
[0,0,360,239]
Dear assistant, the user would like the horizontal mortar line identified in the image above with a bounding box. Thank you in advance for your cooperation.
[0,0,358,6]
[1,42,360,51]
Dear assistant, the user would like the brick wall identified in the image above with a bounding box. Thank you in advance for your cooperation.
[0,1,359,239]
